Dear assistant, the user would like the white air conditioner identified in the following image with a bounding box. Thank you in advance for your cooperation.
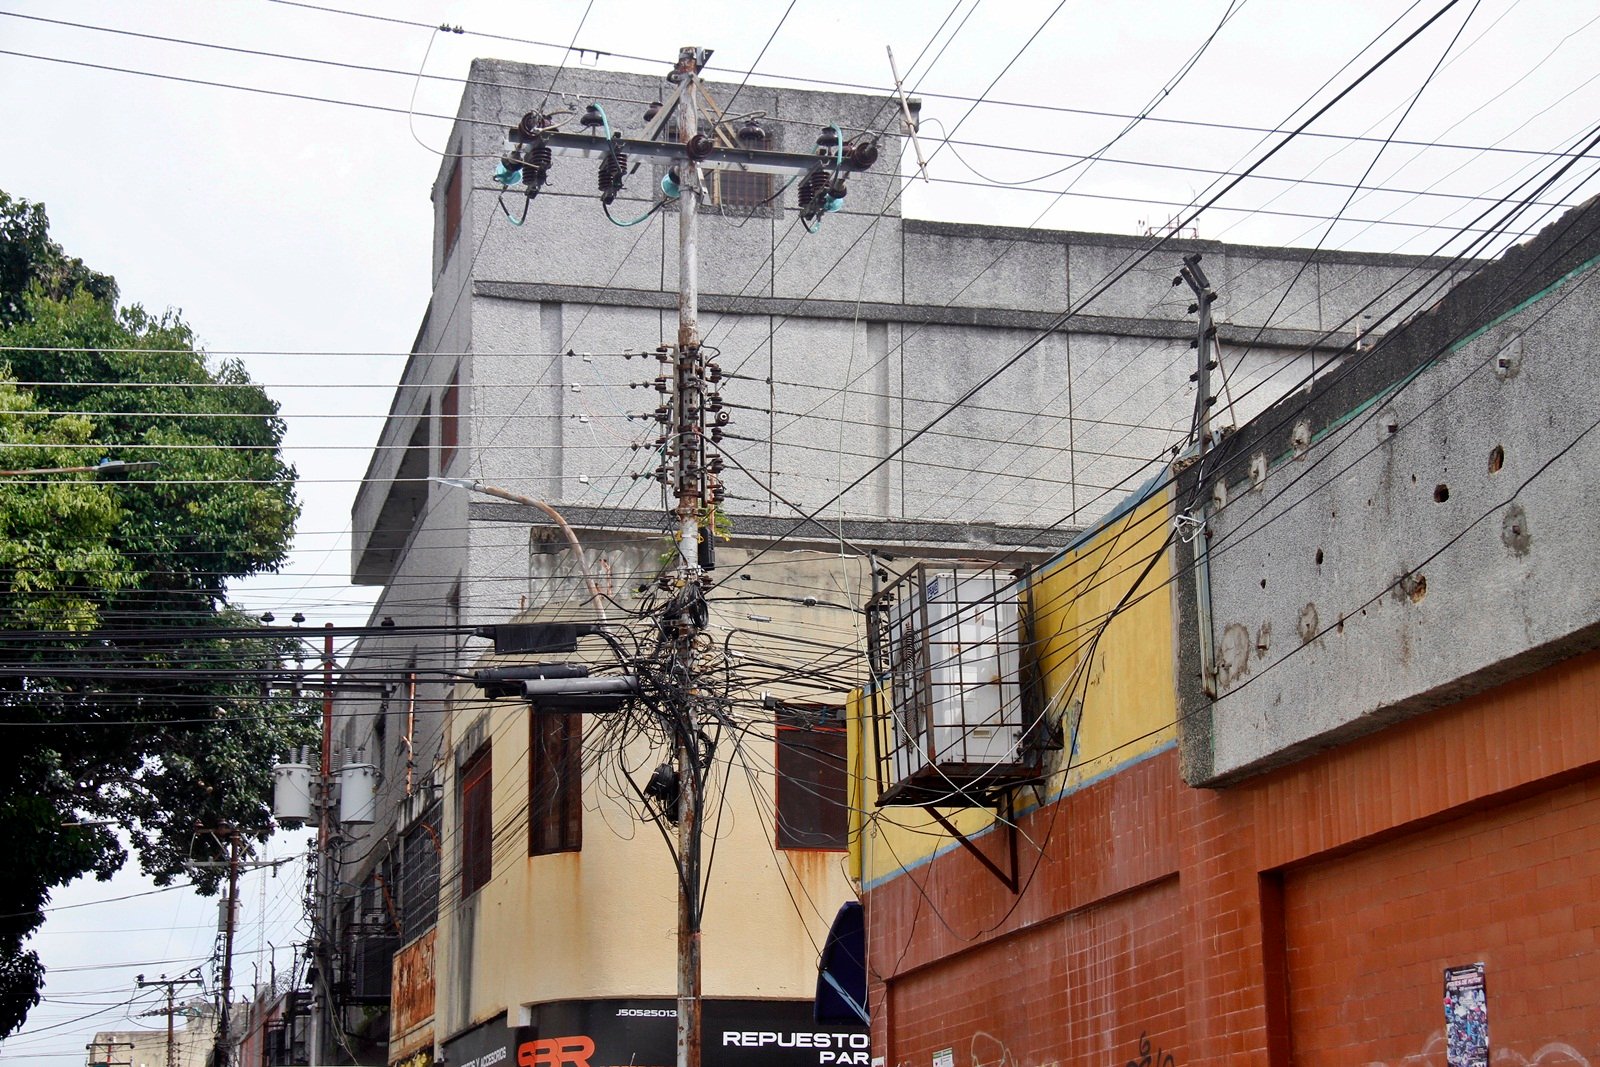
[872,565,1030,804]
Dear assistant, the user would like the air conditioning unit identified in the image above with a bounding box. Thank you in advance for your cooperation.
[868,565,1037,806]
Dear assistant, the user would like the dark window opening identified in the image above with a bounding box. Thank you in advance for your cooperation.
[373,704,387,776]
[443,157,463,258]
[775,706,848,851]
[400,802,441,940]
[460,745,492,897]
[530,712,583,855]
[440,370,460,470]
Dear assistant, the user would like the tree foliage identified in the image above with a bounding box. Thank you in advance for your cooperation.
[0,191,315,1036]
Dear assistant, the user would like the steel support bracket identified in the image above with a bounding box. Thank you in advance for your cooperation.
[923,796,1019,894]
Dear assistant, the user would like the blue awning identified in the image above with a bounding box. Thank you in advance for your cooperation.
[814,900,868,1025]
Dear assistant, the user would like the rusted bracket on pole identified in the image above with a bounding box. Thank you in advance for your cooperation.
[923,796,1019,894]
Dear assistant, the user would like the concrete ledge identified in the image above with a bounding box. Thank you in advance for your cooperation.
[472,280,1350,350]
[467,500,1077,556]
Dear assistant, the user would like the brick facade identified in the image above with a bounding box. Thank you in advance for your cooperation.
[867,649,1600,1065]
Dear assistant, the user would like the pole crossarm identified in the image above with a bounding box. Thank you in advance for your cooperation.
[540,130,878,177]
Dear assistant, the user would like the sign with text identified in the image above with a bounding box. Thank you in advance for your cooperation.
[528,998,870,1067]
[443,1013,513,1067]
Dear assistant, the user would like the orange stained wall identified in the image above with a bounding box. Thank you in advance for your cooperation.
[866,648,1600,1066]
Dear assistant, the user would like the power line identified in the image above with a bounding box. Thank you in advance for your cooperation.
[251,0,1597,163]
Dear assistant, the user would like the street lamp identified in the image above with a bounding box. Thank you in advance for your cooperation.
[0,459,160,478]
[434,477,609,624]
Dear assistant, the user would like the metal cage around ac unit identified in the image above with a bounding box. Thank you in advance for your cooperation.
[866,564,1040,807]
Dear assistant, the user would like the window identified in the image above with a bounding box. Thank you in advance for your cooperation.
[439,370,459,470]
[459,745,492,897]
[400,802,441,940]
[530,712,582,855]
[712,168,773,209]
[443,157,463,258]
[775,707,848,850]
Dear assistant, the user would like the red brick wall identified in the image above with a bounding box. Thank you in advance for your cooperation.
[1282,774,1600,1064]
[886,879,1184,1067]
[867,650,1600,1067]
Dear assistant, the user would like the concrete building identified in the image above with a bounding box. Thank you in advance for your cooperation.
[86,1001,217,1067]
[322,52,1472,1067]
[853,195,1600,1063]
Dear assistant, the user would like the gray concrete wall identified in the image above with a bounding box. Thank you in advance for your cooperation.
[1178,197,1600,784]
[351,59,1468,590]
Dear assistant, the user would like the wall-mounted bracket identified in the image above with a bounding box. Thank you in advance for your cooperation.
[923,794,1019,894]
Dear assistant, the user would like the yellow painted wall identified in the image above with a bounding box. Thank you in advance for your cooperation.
[434,547,870,1039]
[851,488,1178,888]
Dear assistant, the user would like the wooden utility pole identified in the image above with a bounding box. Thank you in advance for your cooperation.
[136,973,201,1067]
[215,830,241,1067]
[309,622,335,1067]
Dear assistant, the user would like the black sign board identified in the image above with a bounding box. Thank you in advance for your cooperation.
[445,999,869,1067]
[524,998,870,1067]
[441,1012,513,1067]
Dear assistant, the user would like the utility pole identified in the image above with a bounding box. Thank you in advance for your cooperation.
[86,1037,134,1067]
[492,48,880,1067]
[309,622,334,1067]
[1178,255,1221,698]
[136,973,201,1067]
[670,46,707,1067]
[215,830,241,1067]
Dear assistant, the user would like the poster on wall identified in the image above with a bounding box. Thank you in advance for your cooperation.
[1443,963,1489,1067]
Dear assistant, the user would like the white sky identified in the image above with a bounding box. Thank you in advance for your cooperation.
[1,0,1596,1061]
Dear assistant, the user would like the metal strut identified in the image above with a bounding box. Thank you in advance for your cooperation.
[923,794,1020,894]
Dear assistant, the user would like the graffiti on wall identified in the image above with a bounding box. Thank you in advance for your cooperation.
[967,1032,1019,1067]
[1362,1031,1592,1067]
[1123,1032,1174,1067]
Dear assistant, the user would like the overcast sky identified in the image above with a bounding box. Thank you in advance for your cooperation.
[1,0,1596,1061]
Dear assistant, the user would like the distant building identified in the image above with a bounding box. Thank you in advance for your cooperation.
[235,982,311,1067]
[322,53,1463,1067]
[87,1000,215,1067]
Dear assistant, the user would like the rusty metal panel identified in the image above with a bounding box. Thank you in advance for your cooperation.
[390,927,437,1043]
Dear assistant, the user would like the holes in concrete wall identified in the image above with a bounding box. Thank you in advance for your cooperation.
[1260,577,1268,589]
[1494,336,1524,380]
[1292,419,1312,458]
[1489,444,1505,473]
[1502,503,1531,556]
[1434,483,1450,502]
[1399,572,1427,603]
[1298,602,1319,644]
[1315,547,1324,566]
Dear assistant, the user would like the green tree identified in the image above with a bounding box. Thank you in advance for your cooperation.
[0,191,315,1036]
